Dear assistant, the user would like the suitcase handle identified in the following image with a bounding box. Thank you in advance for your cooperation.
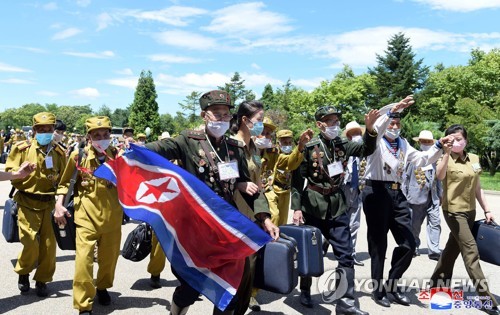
[479,219,498,227]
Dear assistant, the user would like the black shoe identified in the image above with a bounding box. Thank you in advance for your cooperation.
[429,253,441,261]
[300,291,313,308]
[249,296,261,312]
[79,311,92,315]
[18,274,30,292]
[35,281,48,297]
[482,306,500,315]
[336,298,369,315]
[390,290,410,306]
[96,289,111,306]
[150,275,161,289]
[353,257,364,266]
[371,293,390,308]
[413,247,420,257]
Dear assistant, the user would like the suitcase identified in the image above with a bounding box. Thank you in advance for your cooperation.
[279,224,324,277]
[254,234,299,294]
[2,198,19,243]
[0,152,8,164]
[51,200,76,250]
[472,220,500,266]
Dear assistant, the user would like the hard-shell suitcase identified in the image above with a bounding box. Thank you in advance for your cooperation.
[254,234,299,294]
[51,200,76,250]
[472,220,500,266]
[2,198,19,243]
[0,152,8,164]
[279,224,324,277]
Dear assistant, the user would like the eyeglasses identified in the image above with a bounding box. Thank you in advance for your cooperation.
[322,117,340,126]
[210,113,232,122]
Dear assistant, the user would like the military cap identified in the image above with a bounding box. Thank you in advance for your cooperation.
[85,116,112,133]
[199,90,233,110]
[15,128,21,132]
[388,112,401,118]
[123,126,134,134]
[276,129,293,139]
[137,133,147,139]
[315,106,342,121]
[33,112,56,126]
[263,117,277,131]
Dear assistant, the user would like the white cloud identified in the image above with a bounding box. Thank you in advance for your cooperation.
[413,0,500,12]
[69,87,100,98]
[0,78,34,84]
[115,68,133,75]
[0,62,31,73]
[97,6,207,30]
[104,77,138,89]
[251,63,261,70]
[96,13,113,31]
[76,0,91,7]
[154,30,217,50]
[204,2,293,37]
[63,50,115,58]
[156,72,230,95]
[52,27,82,40]
[148,54,202,64]
[293,77,326,89]
[43,2,58,10]
[240,72,283,87]
[37,90,59,97]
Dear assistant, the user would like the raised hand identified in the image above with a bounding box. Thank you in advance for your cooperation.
[364,109,381,133]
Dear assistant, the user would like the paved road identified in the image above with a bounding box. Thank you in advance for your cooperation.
[0,164,499,314]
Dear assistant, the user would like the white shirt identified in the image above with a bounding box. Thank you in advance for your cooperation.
[363,103,443,183]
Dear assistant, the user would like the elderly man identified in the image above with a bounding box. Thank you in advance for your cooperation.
[6,112,67,297]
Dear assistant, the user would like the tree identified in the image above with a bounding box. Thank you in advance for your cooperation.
[111,108,130,127]
[218,72,254,106]
[178,91,203,127]
[128,70,161,140]
[96,104,112,118]
[56,105,93,134]
[367,32,429,111]
[159,113,176,136]
[260,83,276,109]
[483,120,500,175]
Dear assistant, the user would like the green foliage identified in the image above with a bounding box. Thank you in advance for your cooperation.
[400,116,443,147]
[482,120,500,175]
[0,103,46,129]
[96,104,112,118]
[260,83,276,109]
[178,91,203,127]
[128,70,161,140]
[111,108,130,127]
[218,72,254,106]
[56,105,93,133]
[367,32,429,110]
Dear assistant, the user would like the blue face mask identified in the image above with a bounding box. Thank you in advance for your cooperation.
[36,133,53,146]
[249,121,264,137]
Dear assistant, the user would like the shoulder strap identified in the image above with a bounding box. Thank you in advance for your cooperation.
[9,186,15,199]
[199,139,233,203]
[63,148,84,207]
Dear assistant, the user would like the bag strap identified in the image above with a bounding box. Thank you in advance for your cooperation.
[8,186,15,199]
[64,148,84,207]
[199,139,233,203]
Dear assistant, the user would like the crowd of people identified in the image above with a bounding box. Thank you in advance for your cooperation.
[1,91,498,315]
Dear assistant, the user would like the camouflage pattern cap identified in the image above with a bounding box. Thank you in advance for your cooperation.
[199,90,233,110]
[85,116,112,134]
[315,106,342,121]
[33,112,56,126]
[276,129,293,139]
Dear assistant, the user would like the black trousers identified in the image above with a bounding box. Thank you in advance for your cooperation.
[361,181,416,296]
[300,210,354,291]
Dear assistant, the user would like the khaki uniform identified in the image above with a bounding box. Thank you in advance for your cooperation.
[6,139,66,282]
[260,147,279,191]
[265,146,304,226]
[147,233,166,277]
[57,144,122,311]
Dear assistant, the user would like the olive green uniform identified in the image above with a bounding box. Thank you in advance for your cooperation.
[148,232,166,277]
[6,139,66,282]
[57,144,122,312]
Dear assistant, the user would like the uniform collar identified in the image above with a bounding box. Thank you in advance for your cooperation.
[450,151,470,162]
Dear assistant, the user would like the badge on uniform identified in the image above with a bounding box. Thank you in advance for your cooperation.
[327,161,343,177]
[218,160,239,181]
[45,156,53,169]
[472,163,482,173]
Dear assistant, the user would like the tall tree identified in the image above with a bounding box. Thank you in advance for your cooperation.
[96,104,112,118]
[367,32,429,110]
[259,83,276,109]
[128,70,161,139]
[111,108,130,127]
[218,72,254,106]
[179,91,203,126]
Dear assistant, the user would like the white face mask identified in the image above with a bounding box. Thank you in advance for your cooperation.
[351,135,363,143]
[92,139,111,153]
[254,137,272,149]
[280,145,292,154]
[420,144,433,151]
[206,121,229,138]
[385,128,401,140]
[323,125,340,139]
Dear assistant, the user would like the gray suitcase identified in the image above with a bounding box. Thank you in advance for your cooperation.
[254,234,299,294]
[279,224,324,277]
[2,198,19,243]
[473,220,500,266]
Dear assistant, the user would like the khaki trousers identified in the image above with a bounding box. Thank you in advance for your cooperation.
[265,187,291,227]
[431,210,498,306]
[147,232,166,277]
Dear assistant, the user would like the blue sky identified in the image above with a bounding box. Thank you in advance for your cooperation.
[1,0,499,116]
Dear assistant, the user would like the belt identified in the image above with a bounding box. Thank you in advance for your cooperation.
[273,181,291,191]
[19,191,55,202]
[365,179,401,190]
[307,183,339,196]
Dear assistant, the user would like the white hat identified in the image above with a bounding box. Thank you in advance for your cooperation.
[412,130,434,142]
[159,131,171,140]
[342,121,365,138]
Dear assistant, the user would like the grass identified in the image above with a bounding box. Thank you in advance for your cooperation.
[481,172,500,191]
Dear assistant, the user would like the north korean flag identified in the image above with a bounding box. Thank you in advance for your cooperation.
[94,144,272,311]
